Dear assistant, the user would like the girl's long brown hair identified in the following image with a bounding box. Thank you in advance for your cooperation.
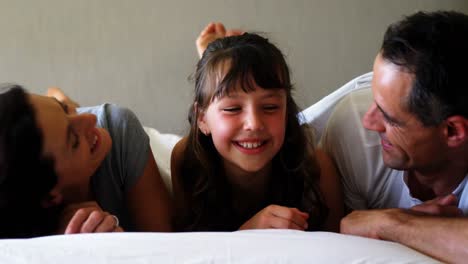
[178,33,328,231]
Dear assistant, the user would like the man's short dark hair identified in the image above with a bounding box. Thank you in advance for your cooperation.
[381,11,468,126]
[0,84,61,237]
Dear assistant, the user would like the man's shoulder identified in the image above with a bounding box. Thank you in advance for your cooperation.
[329,88,372,130]
[321,89,377,155]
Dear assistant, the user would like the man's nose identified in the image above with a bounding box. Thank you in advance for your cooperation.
[362,103,385,132]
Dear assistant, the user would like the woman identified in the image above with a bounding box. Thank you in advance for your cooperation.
[0,84,172,238]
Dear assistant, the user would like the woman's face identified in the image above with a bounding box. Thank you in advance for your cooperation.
[29,94,112,204]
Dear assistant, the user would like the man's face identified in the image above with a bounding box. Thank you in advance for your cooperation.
[362,53,448,171]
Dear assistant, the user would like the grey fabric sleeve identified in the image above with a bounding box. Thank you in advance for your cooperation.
[104,104,150,191]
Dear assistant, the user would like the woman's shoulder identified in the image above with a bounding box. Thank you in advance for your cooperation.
[171,136,189,184]
[170,136,191,230]
[78,103,143,132]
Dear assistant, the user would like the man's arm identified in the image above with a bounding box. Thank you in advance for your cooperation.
[341,208,468,263]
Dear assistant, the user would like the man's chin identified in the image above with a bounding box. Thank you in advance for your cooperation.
[382,157,407,170]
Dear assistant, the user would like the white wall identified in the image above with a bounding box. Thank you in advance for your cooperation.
[1,0,467,133]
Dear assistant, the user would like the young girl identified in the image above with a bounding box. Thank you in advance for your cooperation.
[171,32,343,232]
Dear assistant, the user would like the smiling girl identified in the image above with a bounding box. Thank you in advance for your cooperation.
[171,33,343,231]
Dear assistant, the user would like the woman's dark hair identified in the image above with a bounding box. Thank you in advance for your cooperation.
[0,84,61,237]
[381,11,468,126]
[178,33,328,231]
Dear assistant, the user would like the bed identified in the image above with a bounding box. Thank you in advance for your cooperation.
[0,73,440,263]
[0,230,438,263]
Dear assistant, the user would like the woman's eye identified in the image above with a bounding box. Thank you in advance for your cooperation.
[72,131,80,149]
[59,101,69,114]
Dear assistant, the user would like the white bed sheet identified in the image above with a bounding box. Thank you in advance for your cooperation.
[0,230,438,263]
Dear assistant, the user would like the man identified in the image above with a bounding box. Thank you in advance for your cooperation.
[194,16,468,261]
[321,11,468,262]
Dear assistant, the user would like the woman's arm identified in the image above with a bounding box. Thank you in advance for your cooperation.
[126,151,173,232]
[315,149,344,232]
[170,137,189,231]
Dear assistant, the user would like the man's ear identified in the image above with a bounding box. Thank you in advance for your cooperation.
[40,188,63,208]
[445,116,468,148]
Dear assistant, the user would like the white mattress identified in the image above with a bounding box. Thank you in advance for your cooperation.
[0,230,438,263]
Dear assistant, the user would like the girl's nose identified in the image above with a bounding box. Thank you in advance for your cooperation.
[244,110,265,131]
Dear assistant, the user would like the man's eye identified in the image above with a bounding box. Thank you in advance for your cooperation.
[383,116,398,127]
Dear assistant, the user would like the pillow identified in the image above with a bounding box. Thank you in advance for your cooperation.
[143,127,181,194]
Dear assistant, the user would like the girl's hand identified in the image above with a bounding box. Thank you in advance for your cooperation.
[47,87,80,114]
[239,205,309,231]
[60,201,123,234]
[196,22,243,58]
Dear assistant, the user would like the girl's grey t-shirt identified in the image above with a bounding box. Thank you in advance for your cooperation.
[77,104,149,230]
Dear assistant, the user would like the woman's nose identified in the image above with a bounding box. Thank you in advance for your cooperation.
[70,113,97,132]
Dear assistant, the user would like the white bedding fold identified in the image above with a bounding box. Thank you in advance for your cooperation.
[0,230,437,263]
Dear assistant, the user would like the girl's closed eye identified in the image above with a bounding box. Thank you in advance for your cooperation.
[263,104,280,112]
[222,106,241,113]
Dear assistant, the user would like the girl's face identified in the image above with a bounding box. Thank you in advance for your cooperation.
[29,94,112,205]
[198,83,287,178]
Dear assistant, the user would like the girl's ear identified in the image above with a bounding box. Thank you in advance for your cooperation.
[445,116,468,148]
[196,103,210,136]
[41,188,63,208]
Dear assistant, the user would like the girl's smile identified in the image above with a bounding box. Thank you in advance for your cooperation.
[198,86,287,176]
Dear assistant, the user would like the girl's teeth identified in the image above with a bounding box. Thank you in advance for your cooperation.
[239,142,262,149]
